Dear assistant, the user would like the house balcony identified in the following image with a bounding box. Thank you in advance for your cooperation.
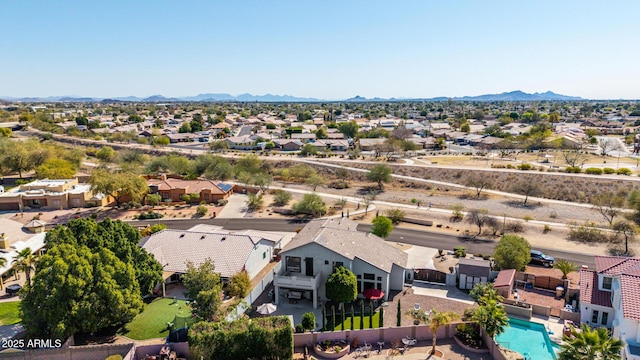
[274,271,321,291]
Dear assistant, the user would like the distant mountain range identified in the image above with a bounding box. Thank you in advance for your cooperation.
[0,90,584,103]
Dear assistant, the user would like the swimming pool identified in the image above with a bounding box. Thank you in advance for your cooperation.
[495,317,560,360]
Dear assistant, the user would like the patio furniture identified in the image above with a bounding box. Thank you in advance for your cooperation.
[377,341,385,354]
[402,337,416,351]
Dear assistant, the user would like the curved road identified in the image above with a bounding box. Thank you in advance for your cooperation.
[131,218,596,268]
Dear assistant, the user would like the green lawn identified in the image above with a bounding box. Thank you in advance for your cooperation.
[121,298,194,340]
[0,301,21,325]
[330,312,381,331]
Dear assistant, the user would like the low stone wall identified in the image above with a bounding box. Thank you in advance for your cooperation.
[401,217,434,227]
[532,304,551,317]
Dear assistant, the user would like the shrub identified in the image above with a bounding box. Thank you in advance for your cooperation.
[543,224,551,233]
[565,166,582,173]
[584,167,603,175]
[523,215,533,222]
[137,211,164,220]
[385,209,405,224]
[272,189,292,207]
[517,163,532,170]
[295,324,305,333]
[410,198,418,204]
[505,221,525,233]
[549,211,558,219]
[301,312,316,331]
[454,246,466,258]
[568,222,606,243]
[603,167,615,174]
[105,356,123,360]
[617,167,632,175]
[196,205,207,217]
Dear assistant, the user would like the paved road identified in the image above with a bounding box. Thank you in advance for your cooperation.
[131,218,597,268]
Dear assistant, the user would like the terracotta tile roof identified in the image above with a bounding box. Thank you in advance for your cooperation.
[620,274,640,321]
[494,269,516,288]
[580,269,612,308]
[595,256,640,276]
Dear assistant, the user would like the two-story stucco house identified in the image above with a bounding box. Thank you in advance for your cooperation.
[274,218,408,309]
[580,256,640,359]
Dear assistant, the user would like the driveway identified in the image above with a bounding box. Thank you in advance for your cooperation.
[216,194,248,218]
[411,282,474,304]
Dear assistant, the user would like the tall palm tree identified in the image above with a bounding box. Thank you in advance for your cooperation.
[472,299,509,338]
[13,247,37,288]
[554,259,578,280]
[559,324,622,360]
[427,309,459,355]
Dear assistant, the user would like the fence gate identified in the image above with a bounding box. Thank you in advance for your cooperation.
[414,269,447,284]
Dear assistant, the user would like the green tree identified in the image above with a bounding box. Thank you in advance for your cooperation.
[45,218,162,295]
[465,173,494,198]
[471,299,508,338]
[325,266,357,304]
[209,140,230,153]
[21,244,143,339]
[182,259,223,321]
[469,282,503,305]
[272,190,292,207]
[299,143,318,156]
[13,247,37,288]
[427,309,460,354]
[306,174,324,191]
[553,259,578,280]
[293,193,326,217]
[89,169,149,206]
[246,193,265,211]
[385,209,405,224]
[96,146,116,162]
[315,127,327,139]
[35,158,77,179]
[466,209,491,235]
[146,193,162,206]
[493,234,531,271]
[366,164,392,190]
[227,270,250,298]
[337,121,359,138]
[559,324,622,360]
[3,142,35,178]
[301,312,316,331]
[371,216,393,238]
[0,128,11,137]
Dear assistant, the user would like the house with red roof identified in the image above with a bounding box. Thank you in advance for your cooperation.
[579,256,640,359]
[147,174,234,204]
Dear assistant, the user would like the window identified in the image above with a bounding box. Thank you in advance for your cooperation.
[602,276,613,290]
[332,261,344,271]
[263,252,266,259]
[592,310,599,324]
[377,276,382,282]
[325,260,329,265]
[356,275,362,279]
[601,312,609,325]
[364,273,375,280]
[286,256,301,273]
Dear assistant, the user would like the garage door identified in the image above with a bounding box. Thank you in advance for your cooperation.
[0,203,19,211]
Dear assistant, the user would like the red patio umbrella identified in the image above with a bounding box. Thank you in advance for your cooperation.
[363,288,385,300]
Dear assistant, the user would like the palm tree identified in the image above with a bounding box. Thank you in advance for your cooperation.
[554,259,578,280]
[472,299,509,338]
[427,309,459,355]
[13,247,37,288]
[559,324,622,360]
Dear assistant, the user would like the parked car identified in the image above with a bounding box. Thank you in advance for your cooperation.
[530,250,554,267]
[5,284,22,296]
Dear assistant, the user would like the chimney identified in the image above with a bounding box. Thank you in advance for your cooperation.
[160,173,167,181]
[581,265,589,269]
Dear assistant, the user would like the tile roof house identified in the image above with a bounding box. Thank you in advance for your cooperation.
[579,256,640,359]
[147,175,233,204]
[140,226,284,296]
[0,178,112,211]
[274,218,408,308]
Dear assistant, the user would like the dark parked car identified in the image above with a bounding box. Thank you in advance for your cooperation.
[530,250,554,267]
[5,284,22,296]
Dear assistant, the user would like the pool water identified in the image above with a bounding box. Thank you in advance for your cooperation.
[495,317,560,360]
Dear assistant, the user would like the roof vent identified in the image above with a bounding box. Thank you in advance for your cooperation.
[201,235,206,240]
[179,234,185,238]
[221,237,226,241]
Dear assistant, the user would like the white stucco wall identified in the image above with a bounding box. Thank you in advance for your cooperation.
[244,241,274,280]
[580,303,615,329]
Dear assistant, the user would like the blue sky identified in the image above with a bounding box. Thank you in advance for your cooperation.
[1,1,638,99]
